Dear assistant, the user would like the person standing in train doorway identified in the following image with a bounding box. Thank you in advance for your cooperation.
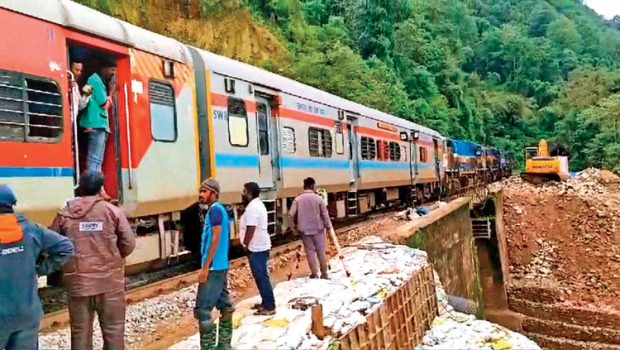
[195,179,234,350]
[80,57,116,201]
[49,172,135,350]
[69,60,93,117]
[0,185,74,350]
[289,177,333,279]
[239,182,276,316]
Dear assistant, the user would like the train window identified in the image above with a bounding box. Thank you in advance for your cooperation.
[335,122,344,154]
[376,140,389,161]
[360,136,376,160]
[389,142,401,161]
[228,97,248,147]
[0,70,63,142]
[419,146,428,163]
[281,126,296,154]
[257,103,269,155]
[401,145,407,161]
[149,81,177,142]
[308,127,332,158]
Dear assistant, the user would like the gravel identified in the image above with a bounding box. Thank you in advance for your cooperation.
[40,285,197,349]
[39,216,397,349]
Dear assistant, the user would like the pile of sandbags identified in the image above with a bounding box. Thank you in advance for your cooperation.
[231,236,430,349]
[417,273,541,350]
[418,313,540,350]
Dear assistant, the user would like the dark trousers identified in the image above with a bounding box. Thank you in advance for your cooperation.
[0,324,38,350]
[68,289,126,350]
[194,270,234,350]
[248,250,275,310]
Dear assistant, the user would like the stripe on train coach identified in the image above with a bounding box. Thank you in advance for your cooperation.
[215,153,438,171]
[280,157,349,169]
[215,154,260,168]
[0,167,74,178]
[359,162,435,171]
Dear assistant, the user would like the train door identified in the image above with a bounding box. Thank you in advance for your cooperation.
[256,96,275,189]
[347,116,359,182]
[412,141,419,178]
[66,39,130,202]
[433,138,441,178]
[188,47,211,182]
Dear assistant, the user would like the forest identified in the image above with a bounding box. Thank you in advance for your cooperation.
[79,0,620,172]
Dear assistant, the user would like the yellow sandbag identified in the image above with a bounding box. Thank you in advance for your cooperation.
[264,318,290,328]
[491,339,512,350]
[376,289,389,299]
[432,318,446,327]
[232,313,243,329]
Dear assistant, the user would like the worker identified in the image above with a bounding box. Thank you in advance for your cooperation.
[239,182,275,316]
[194,179,234,350]
[49,172,135,350]
[0,185,74,350]
[289,177,333,279]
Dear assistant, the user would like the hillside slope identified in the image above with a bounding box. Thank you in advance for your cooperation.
[78,0,620,172]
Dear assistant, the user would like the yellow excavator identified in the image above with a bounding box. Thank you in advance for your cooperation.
[521,139,569,184]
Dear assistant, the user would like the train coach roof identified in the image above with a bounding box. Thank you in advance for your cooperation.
[0,0,191,64]
[449,139,482,157]
[194,48,443,139]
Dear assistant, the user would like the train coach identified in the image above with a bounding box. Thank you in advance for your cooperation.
[0,0,508,270]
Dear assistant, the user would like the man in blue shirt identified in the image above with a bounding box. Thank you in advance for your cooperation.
[194,179,233,350]
[0,185,74,350]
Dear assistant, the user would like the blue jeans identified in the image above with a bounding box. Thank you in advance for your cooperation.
[86,128,108,173]
[193,270,234,324]
[0,324,39,350]
[248,250,275,310]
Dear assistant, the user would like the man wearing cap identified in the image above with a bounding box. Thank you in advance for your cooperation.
[194,178,234,350]
[0,185,74,350]
[81,58,117,174]
[49,172,135,350]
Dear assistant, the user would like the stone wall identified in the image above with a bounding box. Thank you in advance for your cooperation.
[389,197,484,317]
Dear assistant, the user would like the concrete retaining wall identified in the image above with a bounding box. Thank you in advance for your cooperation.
[389,198,484,317]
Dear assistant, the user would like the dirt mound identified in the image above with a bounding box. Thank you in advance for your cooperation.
[501,171,620,310]
[577,168,620,184]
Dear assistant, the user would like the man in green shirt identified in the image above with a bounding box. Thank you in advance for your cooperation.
[80,58,117,175]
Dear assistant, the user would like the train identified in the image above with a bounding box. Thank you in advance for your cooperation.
[0,0,512,270]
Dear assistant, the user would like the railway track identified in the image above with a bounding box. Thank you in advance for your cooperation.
[40,208,399,331]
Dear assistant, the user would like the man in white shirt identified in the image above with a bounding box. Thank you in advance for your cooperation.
[239,182,275,315]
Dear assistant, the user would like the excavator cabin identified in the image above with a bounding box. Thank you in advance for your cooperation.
[521,139,569,184]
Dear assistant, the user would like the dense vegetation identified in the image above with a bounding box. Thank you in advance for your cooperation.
[80,0,620,172]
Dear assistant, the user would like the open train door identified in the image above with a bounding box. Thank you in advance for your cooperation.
[433,138,441,179]
[65,35,130,203]
[347,116,359,183]
[255,95,277,189]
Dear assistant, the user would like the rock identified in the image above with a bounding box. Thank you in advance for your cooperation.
[599,170,620,184]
